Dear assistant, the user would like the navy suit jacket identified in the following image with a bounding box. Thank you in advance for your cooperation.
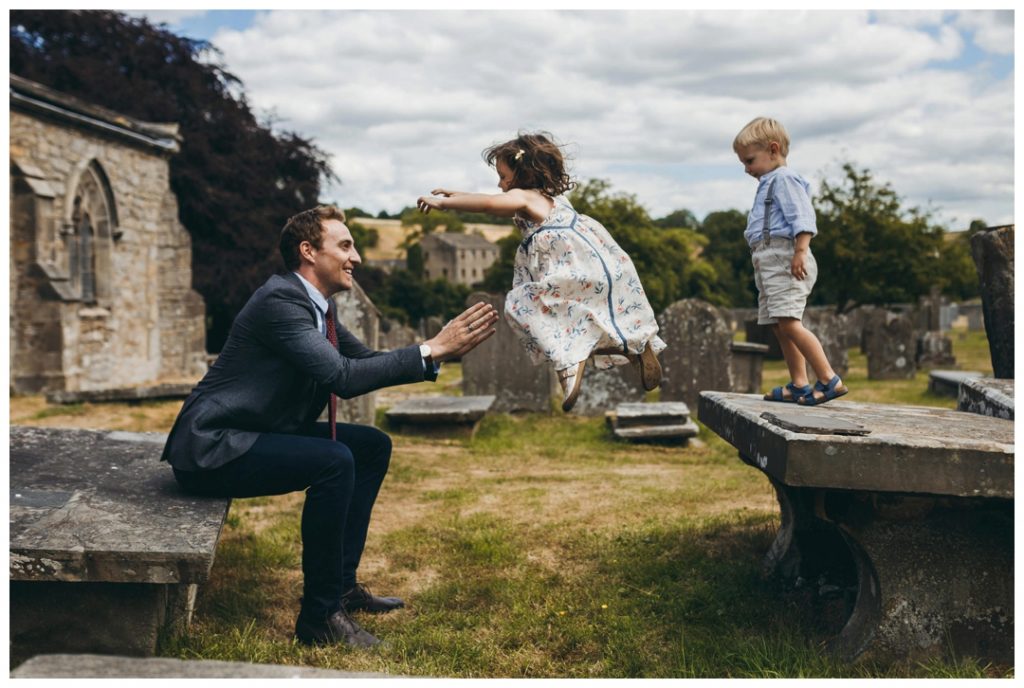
[161,272,434,471]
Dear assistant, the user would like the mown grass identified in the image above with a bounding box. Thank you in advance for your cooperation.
[11,327,1008,677]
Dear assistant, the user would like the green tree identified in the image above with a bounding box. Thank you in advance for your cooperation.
[399,207,464,236]
[655,209,700,230]
[347,221,379,250]
[10,10,333,351]
[698,209,756,308]
[478,234,522,293]
[405,242,424,279]
[811,163,957,312]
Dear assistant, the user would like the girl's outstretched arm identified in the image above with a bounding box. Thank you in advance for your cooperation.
[417,188,550,221]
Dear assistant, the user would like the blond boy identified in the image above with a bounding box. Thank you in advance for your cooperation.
[733,117,847,405]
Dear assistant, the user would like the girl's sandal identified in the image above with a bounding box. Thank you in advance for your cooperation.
[797,375,849,406]
[558,360,587,412]
[764,381,812,403]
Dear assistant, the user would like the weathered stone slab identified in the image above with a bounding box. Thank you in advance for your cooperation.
[9,426,230,663]
[461,292,555,413]
[928,369,982,397]
[697,392,1013,498]
[10,426,228,583]
[45,382,195,405]
[958,377,1014,420]
[606,402,698,442]
[970,225,1014,378]
[864,312,917,380]
[11,654,393,678]
[759,410,869,436]
[386,395,495,436]
[659,299,733,409]
[730,341,769,394]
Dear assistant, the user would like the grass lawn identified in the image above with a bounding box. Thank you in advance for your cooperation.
[8,328,1007,677]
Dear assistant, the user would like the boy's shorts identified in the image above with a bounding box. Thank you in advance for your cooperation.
[751,237,817,325]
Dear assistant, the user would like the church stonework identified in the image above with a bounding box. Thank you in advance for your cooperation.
[10,75,207,393]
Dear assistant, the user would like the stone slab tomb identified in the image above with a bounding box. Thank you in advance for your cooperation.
[9,426,230,666]
[605,402,699,443]
[385,395,495,437]
[12,654,392,679]
[698,392,1013,665]
[958,377,1014,420]
[927,370,983,398]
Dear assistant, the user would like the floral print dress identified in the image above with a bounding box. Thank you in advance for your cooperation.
[504,195,666,372]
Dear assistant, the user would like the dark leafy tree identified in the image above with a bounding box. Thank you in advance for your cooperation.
[698,209,757,308]
[10,10,334,351]
[477,234,522,293]
[655,208,700,230]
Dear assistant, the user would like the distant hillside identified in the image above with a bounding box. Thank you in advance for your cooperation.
[353,218,516,261]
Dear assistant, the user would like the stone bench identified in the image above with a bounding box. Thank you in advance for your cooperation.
[697,392,1013,665]
[926,369,982,397]
[10,426,231,667]
[385,395,495,437]
[605,402,699,444]
[11,654,392,678]
[957,377,1014,420]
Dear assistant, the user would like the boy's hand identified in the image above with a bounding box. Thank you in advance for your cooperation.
[791,248,809,280]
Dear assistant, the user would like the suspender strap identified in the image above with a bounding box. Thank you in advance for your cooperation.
[762,178,777,247]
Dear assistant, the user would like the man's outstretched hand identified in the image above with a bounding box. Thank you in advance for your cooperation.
[425,302,499,362]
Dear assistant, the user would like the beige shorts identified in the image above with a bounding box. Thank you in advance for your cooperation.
[751,238,817,325]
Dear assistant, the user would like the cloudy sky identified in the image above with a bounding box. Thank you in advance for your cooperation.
[136,8,1014,230]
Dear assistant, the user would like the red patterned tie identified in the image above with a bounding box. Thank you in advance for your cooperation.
[325,301,338,441]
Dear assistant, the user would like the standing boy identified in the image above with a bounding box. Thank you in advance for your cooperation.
[733,117,848,405]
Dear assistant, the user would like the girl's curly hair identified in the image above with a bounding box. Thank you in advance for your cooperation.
[482,131,575,196]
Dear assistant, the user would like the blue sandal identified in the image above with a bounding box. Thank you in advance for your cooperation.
[764,381,812,403]
[798,375,849,406]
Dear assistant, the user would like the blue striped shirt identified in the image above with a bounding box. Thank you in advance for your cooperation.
[743,166,817,248]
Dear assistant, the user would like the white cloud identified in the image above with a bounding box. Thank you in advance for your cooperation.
[199,9,1013,226]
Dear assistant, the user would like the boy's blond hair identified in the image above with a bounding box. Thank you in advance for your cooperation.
[733,117,790,157]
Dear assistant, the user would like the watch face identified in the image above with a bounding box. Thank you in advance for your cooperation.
[420,344,432,358]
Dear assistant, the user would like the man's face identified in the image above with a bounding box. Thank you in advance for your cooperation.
[310,219,360,294]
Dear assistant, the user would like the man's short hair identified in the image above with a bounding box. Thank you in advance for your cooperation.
[733,117,791,158]
[280,206,347,270]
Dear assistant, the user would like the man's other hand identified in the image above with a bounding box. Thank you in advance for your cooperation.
[425,302,499,362]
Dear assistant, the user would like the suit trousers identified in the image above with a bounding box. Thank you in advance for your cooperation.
[172,422,392,618]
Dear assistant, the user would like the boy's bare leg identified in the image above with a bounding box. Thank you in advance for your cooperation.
[772,323,810,388]
[776,318,836,384]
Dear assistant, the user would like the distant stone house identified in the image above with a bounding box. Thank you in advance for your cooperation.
[420,232,500,286]
[9,74,207,394]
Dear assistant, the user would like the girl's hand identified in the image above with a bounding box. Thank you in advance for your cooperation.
[417,195,445,214]
[430,188,457,197]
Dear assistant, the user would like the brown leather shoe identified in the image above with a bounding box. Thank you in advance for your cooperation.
[341,583,405,614]
[636,342,662,391]
[294,607,380,647]
[558,360,587,412]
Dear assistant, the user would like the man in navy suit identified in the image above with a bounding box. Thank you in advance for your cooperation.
[162,205,498,647]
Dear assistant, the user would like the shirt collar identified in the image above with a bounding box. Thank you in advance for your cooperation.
[293,272,329,315]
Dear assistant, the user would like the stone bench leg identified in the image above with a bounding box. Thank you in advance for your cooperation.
[10,580,197,667]
[762,479,1014,664]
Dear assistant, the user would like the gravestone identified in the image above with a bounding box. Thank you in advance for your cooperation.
[385,395,495,437]
[605,402,698,443]
[928,370,982,397]
[422,315,445,341]
[802,307,849,379]
[916,331,956,368]
[659,299,733,410]
[460,292,555,412]
[730,341,770,394]
[957,302,985,331]
[970,225,1014,378]
[864,312,917,380]
[378,317,420,351]
[569,360,647,417]
[332,279,379,425]
[745,319,783,359]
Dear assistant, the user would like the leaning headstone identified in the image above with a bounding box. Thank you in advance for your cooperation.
[729,341,770,394]
[802,307,849,379]
[958,301,985,332]
[864,312,917,380]
[378,317,420,351]
[957,377,1014,420]
[460,292,555,413]
[332,279,379,425]
[970,225,1014,378]
[744,319,783,359]
[916,331,956,368]
[659,299,733,410]
[928,370,982,397]
[569,361,647,417]
[422,315,445,341]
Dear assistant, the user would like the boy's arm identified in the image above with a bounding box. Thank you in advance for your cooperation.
[791,231,812,280]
